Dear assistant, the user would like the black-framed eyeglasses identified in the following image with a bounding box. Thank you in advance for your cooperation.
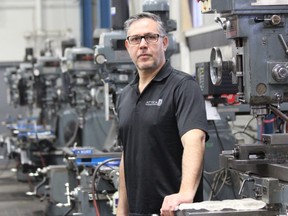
[126,33,165,45]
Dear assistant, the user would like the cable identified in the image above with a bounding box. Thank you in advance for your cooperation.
[39,153,46,167]
[95,112,108,136]
[269,105,288,122]
[230,121,257,132]
[234,116,256,139]
[204,168,225,176]
[233,131,260,142]
[209,169,224,200]
[54,111,80,147]
[203,171,219,199]
[205,168,240,200]
[65,120,80,147]
[203,174,214,196]
[212,120,224,151]
[213,169,228,198]
[91,158,121,216]
[205,168,225,200]
[231,116,259,142]
[243,116,256,133]
[63,200,75,216]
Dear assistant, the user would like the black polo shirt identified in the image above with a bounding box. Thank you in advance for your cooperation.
[116,61,208,215]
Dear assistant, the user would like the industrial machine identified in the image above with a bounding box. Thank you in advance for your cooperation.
[3,61,50,181]
[0,0,179,215]
[4,67,21,108]
[58,46,112,149]
[2,45,116,215]
[14,62,35,115]
[33,55,62,128]
[52,32,135,214]
[60,147,121,216]
[143,0,178,59]
[94,30,135,122]
[33,46,117,216]
[177,0,288,215]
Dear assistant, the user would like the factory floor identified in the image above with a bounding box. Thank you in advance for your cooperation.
[0,159,45,216]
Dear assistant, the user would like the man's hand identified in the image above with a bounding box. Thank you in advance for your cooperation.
[160,193,193,216]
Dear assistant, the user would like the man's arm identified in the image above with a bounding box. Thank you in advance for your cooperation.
[179,128,205,199]
[160,129,206,215]
[116,154,129,216]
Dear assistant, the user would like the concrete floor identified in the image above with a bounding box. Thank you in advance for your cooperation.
[0,159,45,216]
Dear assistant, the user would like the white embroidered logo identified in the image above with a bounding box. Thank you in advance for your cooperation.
[145,99,163,106]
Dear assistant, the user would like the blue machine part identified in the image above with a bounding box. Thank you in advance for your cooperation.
[75,156,120,166]
[26,130,55,139]
[13,124,54,139]
[72,147,121,166]
[72,148,94,155]
[8,123,44,131]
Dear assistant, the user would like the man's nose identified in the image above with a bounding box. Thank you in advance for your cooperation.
[139,37,148,45]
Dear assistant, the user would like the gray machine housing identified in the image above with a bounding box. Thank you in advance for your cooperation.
[179,1,288,216]
[206,0,288,106]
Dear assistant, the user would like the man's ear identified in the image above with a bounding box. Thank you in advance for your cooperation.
[163,36,169,50]
[125,39,129,49]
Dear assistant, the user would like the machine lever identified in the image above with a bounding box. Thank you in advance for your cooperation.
[238,178,254,195]
[26,176,47,196]
[254,17,265,23]
[255,15,281,25]
[278,34,288,55]
[214,17,226,30]
[56,183,71,207]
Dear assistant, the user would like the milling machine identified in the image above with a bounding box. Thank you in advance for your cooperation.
[177,0,288,215]
[33,46,116,216]
[58,46,112,149]
[33,55,62,128]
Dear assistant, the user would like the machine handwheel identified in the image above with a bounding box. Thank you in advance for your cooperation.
[210,47,223,86]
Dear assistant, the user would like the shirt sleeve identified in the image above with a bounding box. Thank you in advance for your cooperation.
[174,77,208,138]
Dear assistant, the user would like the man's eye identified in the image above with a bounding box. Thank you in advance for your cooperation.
[146,35,156,40]
[131,37,140,42]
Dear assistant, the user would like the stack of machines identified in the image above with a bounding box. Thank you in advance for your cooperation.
[177,0,288,215]
[1,0,178,215]
[2,36,124,216]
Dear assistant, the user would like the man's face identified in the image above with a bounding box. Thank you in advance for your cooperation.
[125,18,168,72]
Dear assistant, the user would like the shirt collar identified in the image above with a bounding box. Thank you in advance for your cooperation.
[130,60,172,87]
[153,60,172,82]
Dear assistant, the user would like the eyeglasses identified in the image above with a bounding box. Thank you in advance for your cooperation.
[126,34,165,45]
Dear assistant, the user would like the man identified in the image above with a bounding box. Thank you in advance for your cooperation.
[116,12,208,216]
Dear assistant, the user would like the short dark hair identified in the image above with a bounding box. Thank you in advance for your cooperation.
[124,12,167,36]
